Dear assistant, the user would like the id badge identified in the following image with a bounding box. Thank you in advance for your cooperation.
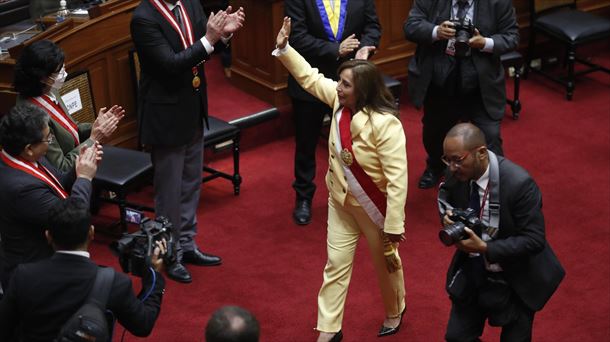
[445,38,456,56]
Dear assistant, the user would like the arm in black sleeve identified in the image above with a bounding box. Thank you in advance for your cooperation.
[130,16,210,77]
[358,0,381,48]
[404,0,437,45]
[285,0,339,61]
[486,178,546,263]
[488,0,519,56]
[111,270,165,337]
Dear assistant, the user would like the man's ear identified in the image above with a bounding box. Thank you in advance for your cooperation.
[476,146,487,160]
[88,225,95,241]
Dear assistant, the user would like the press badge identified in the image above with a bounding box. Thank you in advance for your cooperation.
[445,38,456,56]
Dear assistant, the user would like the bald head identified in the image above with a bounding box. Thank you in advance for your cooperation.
[205,306,259,342]
[445,123,486,150]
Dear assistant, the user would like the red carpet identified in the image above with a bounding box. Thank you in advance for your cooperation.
[90,52,610,341]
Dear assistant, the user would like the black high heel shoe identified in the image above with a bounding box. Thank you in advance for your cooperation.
[377,307,406,337]
[329,330,343,342]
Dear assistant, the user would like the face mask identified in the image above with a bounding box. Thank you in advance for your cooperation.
[50,66,67,90]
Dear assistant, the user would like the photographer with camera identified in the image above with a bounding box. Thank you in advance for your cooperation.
[404,0,518,189]
[437,123,564,342]
[0,197,166,342]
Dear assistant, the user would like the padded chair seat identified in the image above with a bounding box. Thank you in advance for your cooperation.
[94,146,152,189]
[500,51,523,64]
[204,116,240,145]
[535,10,610,44]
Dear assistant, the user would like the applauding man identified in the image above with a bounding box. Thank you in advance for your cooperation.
[131,1,245,283]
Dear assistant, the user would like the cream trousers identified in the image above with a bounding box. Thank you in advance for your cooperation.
[317,195,406,333]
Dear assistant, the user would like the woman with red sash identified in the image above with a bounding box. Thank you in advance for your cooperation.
[13,40,124,171]
[0,104,99,290]
[274,18,408,342]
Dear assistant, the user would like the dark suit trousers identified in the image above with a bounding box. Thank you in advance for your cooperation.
[292,98,332,202]
[445,291,535,342]
[151,129,203,261]
[423,85,504,172]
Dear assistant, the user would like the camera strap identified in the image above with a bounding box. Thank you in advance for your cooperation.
[486,151,500,238]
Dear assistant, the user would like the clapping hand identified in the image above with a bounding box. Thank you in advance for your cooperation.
[276,16,291,49]
[205,10,227,45]
[339,34,360,57]
[91,105,123,143]
[355,46,376,60]
[221,6,245,38]
[75,143,100,181]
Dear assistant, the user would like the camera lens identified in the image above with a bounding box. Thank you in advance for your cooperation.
[439,222,466,246]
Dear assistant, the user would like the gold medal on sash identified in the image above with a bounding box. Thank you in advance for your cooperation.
[340,148,353,166]
[192,75,201,89]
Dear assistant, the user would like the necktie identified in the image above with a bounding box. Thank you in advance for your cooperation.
[456,0,469,21]
[468,181,481,214]
[173,4,186,34]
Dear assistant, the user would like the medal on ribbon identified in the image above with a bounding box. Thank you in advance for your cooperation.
[340,148,353,166]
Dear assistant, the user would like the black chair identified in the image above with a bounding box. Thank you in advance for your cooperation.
[501,51,523,120]
[93,146,154,232]
[382,74,402,107]
[203,116,241,195]
[524,0,610,100]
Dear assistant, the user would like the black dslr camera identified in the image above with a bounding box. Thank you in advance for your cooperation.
[450,18,475,58]
[439,208,486,246]
[111,216,174,277]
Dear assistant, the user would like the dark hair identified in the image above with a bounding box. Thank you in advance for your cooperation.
[13,40,64,97]
[445,123,486,150]
[47,197,91,250]
[337,59,398,116]
[0,104,49,156]
[205,306,260,342]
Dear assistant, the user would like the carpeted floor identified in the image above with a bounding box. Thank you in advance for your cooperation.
[90,52,610,341]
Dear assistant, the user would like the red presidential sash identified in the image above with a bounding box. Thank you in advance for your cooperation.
[0,150,68,199]
[149,0,201,88]
[30,95,79,146]
[336,107,387,228]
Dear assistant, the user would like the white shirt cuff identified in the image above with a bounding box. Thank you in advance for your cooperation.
[271,42,290,56]
[221,34,233,45]
[200,36,215,55]
[432,25,439,41]
[482,37,494,53]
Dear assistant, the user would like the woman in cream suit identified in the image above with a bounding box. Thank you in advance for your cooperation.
[274,18,408,342]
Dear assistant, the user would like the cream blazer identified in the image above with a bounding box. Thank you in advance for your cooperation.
[276,46,407,234]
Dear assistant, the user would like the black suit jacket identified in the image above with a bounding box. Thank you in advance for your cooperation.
[285,0,381,102]
[404,0,519,119]
[131,0,210,147]
[0,253,165,341]
[440,156,565,312]
[0,157,91,283]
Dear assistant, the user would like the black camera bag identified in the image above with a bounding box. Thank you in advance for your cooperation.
[56,267,115,342]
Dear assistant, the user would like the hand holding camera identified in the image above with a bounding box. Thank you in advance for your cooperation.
[150,238,168,273]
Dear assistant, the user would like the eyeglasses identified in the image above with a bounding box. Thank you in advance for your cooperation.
[40,131,55,144]
[441,150,471,167]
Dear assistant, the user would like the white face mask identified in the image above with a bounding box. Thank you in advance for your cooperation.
[50,66,67,90]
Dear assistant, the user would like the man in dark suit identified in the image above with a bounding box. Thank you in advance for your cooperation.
[285,0,380,225]
[130,0,244,283]
[438,123,565,341]
[404,0,519,189]
[0,197,166,342]
[0,104,98,289]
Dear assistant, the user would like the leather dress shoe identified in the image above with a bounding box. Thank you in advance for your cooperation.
[183,249,222,266]
[329,330,343,342]
[292,199,312,225]
[167,262,192,283]
[418,168,442,189]
[377,308,406,337]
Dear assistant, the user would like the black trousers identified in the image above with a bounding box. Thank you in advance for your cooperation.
[422,84,504,172]
[445,289,535,342]
[291,98,331,202]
